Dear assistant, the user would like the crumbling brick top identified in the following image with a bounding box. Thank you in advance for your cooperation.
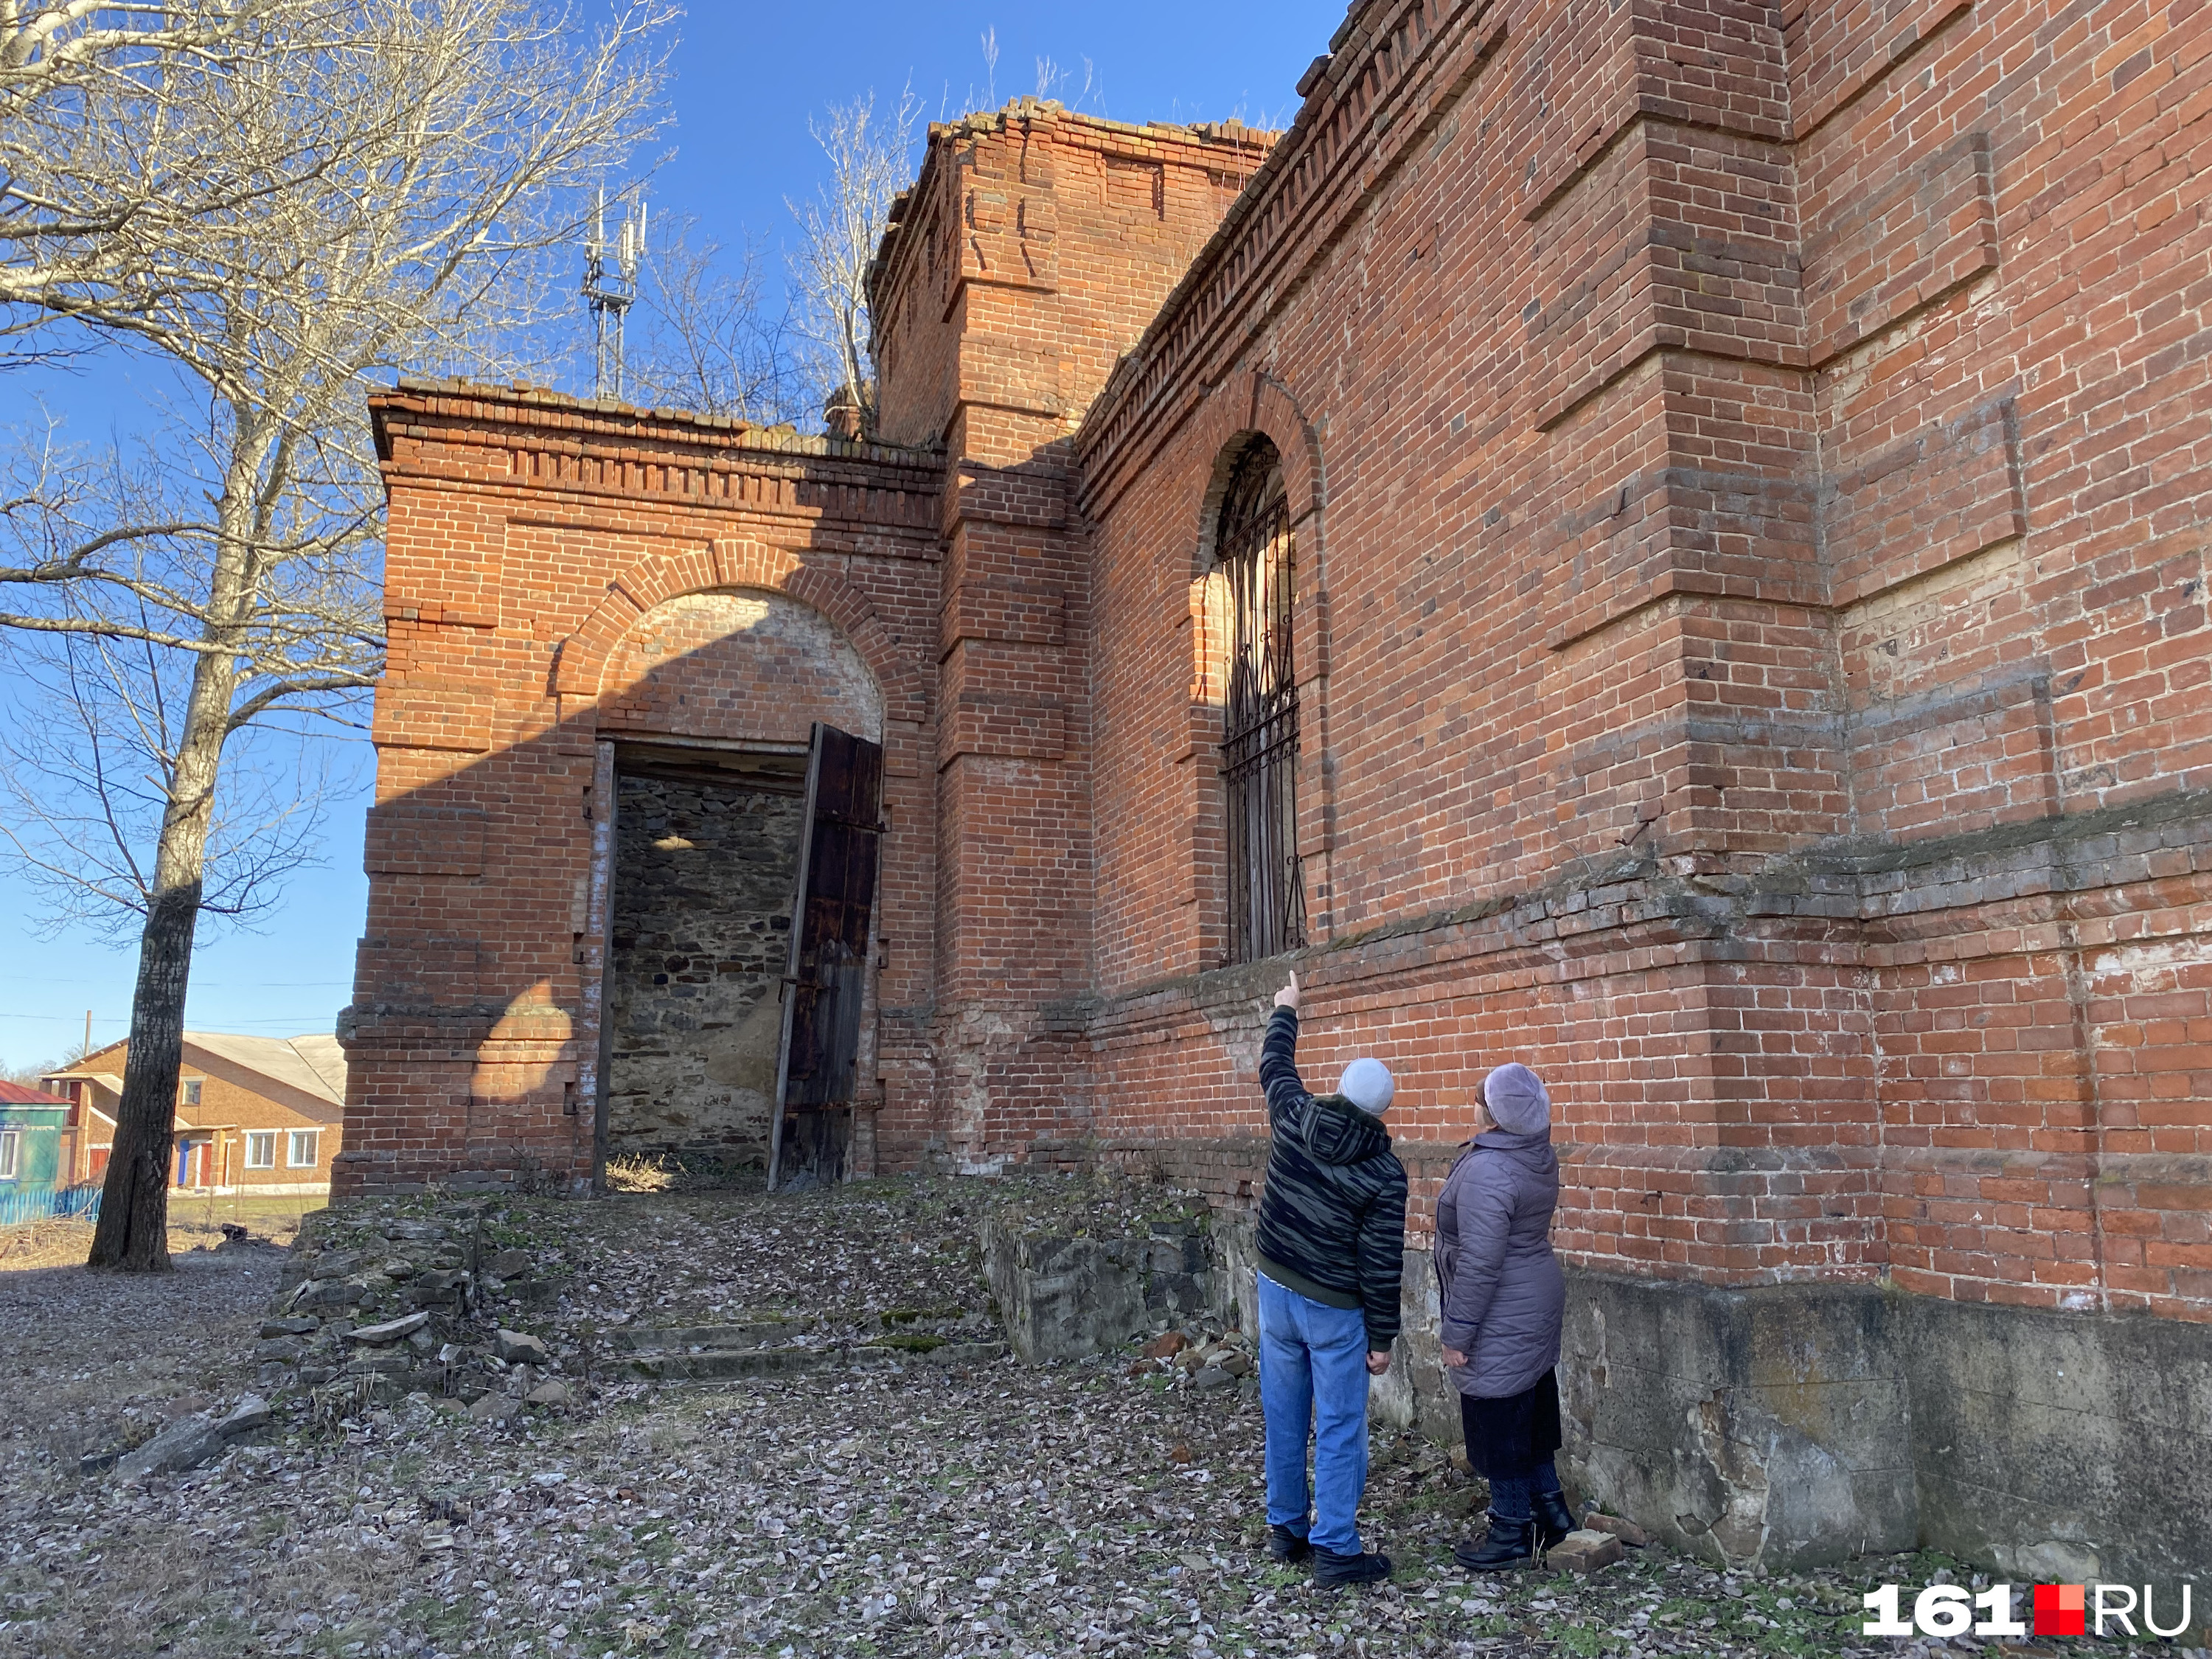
[373,375,944,465]
[922,97,1280,153]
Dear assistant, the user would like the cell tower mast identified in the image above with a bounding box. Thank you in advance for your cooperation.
[582,187,645,400]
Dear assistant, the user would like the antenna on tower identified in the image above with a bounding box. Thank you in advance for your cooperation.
[582,186,646,401]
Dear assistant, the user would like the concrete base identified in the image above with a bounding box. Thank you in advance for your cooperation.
[1902,1296,2212,1596]
[1559,1273,1916,1571]
[1531,1270,2211,1598]
[979,1209,1216,1363]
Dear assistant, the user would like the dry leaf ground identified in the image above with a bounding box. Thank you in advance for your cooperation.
[0,1178,2156,1659]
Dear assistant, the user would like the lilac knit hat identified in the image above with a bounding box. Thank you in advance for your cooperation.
[1482,1062,1551,1135]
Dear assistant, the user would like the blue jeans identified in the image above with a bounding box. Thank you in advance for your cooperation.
[1256,1273,1373,1557]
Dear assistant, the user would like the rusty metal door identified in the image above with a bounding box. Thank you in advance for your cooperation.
[768,723,885,1189]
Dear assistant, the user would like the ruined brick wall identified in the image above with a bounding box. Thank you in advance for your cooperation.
[869,108,1277,1167]
[341,389,943,1192]
[1073,0,2212,1322]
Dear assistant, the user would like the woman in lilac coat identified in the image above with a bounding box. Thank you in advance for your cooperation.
[1436,1062,1572,1569]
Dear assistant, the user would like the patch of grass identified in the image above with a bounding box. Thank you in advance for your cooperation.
[879,1304,962,1326]
[604,1152,762,1194]
[3,1192,318,1270]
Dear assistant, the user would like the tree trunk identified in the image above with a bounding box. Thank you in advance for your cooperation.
[85,474,254,1273]
[83,880,202,1270]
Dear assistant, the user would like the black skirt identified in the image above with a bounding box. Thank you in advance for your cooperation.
[1458,1366,1562,1480]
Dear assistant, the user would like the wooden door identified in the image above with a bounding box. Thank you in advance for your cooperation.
[768,723,885,1189]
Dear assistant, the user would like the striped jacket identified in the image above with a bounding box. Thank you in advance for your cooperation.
[1253,1006,1408,1349]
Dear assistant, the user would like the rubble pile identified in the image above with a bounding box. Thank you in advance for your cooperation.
[1132,1324,1259,1394]
[251,1205,577,1425]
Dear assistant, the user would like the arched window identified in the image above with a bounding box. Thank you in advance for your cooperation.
[1216,440,1304,961]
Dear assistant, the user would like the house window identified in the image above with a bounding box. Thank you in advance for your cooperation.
[288,1129,320,1168]
[246,1132,277,1169]
[1215,439,1304,962]
[181,1079,203,1108]
[0,1131,18,1180]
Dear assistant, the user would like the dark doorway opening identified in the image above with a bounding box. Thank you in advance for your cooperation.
[603,743,809,1169]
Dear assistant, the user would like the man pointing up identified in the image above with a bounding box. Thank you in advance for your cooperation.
[1251,970,1406,1587]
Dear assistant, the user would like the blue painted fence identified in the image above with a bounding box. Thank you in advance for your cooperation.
[0,1184,102,1230]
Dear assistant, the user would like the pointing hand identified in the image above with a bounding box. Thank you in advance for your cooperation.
[1273,970,1301,1011]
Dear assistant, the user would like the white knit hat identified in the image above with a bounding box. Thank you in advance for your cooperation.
[1338,1057,1395,1116]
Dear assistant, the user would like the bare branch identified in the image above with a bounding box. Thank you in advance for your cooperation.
[785,83,922,434]
[626,215,801,423]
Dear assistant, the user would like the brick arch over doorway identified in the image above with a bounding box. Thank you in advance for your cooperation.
[343,384,945,1195]
[552,537,929,730]
[596,587,886,746]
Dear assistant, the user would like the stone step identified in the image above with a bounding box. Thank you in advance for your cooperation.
[607,1320,806,1354]
[625,1340,1008,1382]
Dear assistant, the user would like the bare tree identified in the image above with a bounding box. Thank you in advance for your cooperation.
[626,215,801,424]
[785,85,922,434]
[0,437,342,941]
[0,3,320,344]
[0,0,672,1272]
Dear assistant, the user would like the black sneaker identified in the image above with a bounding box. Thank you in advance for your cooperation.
[1266,1523,1312,1563]
[1312,1546,1393,1587]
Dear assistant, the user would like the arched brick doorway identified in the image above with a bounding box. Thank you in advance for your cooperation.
[588,588,885,1178]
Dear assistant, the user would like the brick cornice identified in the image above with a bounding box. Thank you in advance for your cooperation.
[868,103,1278,359]
[369,378,947,518]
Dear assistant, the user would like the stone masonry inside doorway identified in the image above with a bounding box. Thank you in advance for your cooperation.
[606,768,804,1166]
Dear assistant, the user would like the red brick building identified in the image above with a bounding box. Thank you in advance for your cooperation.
[347,0,2210,1587]
[49,1033,347,1192]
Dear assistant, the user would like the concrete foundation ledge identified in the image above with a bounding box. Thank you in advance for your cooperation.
[979,1194,1217,1363]
[1901,1294,2212,1596]
[1559,1272,1916,1572]
[1558,1271,2212,1590]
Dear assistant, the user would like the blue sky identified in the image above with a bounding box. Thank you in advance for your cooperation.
[0,0,1344,1074]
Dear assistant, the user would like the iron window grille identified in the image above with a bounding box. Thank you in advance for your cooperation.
[1216,443,1305,962]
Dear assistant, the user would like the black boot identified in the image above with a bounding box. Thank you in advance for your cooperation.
[1454,1512,1537,1571]
[1533,1488,1576,1551]
[1312,1545,1394,1587]
[1266,1523,1312,1563]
